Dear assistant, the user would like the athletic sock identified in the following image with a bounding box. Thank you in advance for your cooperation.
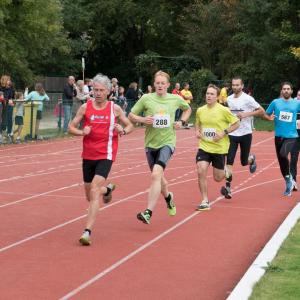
[226,181,231,188]
[165,193,171,203]
[104,187,111,196]
[84,228,91,235]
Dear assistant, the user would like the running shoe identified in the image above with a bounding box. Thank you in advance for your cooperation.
[137,209,151,224]
[284,176,293,196]
[221,186,232,199]
[166,192,176,216]
[79,230,91,246]
[293,180,298,191]
[224,166,232,182]
[103,183,116,204]
[248,154,257,173]
[196,200,210,211]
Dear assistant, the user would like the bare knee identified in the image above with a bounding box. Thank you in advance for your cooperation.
[214,174,224,182]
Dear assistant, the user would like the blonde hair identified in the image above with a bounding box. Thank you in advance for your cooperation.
[154,70,170,82]
[0,75,11,88]
[207,84,220,96]
[15,91,23,99]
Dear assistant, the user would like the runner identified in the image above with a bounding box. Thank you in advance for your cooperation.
[195,84,240,210]
[221,77,265,199]
[263,82,300,196]
[68,74,133,245]
[129,70,191,224]
[290,88,300,191]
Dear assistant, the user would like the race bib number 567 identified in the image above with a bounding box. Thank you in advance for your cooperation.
[279,111,293,122]
[153,114,170,128]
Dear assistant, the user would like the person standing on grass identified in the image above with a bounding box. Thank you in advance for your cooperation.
[290,89,300,191]
[129,70,191,224]
[221,77,265,199]
[68,74,133,246]
[195,84,239,210]
[263,82,300,196]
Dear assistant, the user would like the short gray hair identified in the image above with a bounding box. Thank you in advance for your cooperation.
[93,74,112,91]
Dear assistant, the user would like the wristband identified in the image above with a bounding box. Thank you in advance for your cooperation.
[224,129,229,135]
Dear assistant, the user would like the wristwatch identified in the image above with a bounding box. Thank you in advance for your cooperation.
[224,129,229,135]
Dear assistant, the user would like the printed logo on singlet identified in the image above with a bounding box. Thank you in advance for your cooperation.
[279,111,293,122]
[90,114,109,123]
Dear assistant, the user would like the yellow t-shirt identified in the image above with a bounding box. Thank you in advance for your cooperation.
[218,87,228,104]
[181,89,193,104]
[195,103,239,154]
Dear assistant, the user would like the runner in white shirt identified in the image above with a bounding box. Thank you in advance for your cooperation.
[221,77,265,199]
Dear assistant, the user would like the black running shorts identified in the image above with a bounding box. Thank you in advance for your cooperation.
[82,159,113,183]
[196,148,226,170]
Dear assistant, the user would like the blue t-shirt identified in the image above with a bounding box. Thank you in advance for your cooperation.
[266,98,300,138]
[25,91,49,111]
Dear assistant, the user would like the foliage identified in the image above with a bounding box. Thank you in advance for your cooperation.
[0,0,72,86]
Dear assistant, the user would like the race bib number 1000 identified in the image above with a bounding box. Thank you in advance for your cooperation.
[279,111,293,122]
[153,114,171,128]
[202,128,216,140]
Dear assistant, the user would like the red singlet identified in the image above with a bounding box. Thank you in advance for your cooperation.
[82,100,118,161]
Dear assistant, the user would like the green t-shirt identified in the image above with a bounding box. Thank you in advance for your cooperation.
[131,92,190,149]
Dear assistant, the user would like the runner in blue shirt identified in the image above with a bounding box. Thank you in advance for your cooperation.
[264,82,300,196]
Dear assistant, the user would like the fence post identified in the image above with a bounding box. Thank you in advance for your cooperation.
[58,97,62,130]
[30,100,34,139]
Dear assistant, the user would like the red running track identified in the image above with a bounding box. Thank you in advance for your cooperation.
[0,129,298,300]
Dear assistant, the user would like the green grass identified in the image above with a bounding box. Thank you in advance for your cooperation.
[250,219,300,300]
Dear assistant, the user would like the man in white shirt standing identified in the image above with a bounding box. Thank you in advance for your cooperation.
[221,76,265,199]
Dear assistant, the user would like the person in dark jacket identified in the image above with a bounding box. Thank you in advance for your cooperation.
[63,76,77,133]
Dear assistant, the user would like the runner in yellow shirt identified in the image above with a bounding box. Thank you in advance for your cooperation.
[195,84,240,210]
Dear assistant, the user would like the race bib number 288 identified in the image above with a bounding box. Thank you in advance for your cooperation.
[279,111,293,122]
[153,114,171,128]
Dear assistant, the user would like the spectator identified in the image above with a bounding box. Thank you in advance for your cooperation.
[172,82,183,121]
[0,75,15,143]
[0,91,4,143]
[125,82,139,115]
[146,85,153,94]
[116,86,127,111]
[62,76,77,134]
[13,91,25,143]
[25,83,49,139]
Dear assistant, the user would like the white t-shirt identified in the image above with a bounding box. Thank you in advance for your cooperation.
[227,92,260,136]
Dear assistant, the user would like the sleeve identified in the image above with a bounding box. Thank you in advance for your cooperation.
[266,101,275,115]
[45,93,50,101]
[248,96,260,110]
[131,96,145,115]
[25,91,33,101]
[225,107,239,124]
[195,108,201,126]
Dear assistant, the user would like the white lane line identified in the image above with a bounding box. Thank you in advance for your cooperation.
[0,191,146,253]
[59,161,278,299]
[227,203,300,300]
[0,184,81,208]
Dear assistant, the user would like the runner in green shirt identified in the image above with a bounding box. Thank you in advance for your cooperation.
[129,71,191,224]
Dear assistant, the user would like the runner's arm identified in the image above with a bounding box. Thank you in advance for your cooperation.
[114,104,134,135]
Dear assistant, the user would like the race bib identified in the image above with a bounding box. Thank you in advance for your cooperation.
[202,128,216,140]
[279,111,293,122]
[153,114,170,128]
